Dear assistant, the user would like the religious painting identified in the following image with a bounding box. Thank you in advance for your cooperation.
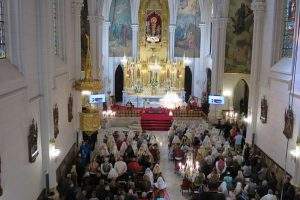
[68,94,73,123]
[225,0,253,74]
[174,0,201,58]
[28,119,39,163]
[109,0,132,57]
[283,107,294,139]
[282,0,296,57]
[146,10,162,43]
[53,104,59,139]
[260,97,268,123]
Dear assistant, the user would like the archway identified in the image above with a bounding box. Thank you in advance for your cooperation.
[184,66,192,102]
[115,65,124,103]
[233,79,249,116]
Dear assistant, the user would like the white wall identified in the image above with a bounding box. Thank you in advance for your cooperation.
[250,0,300,179]
[0,0,80,199]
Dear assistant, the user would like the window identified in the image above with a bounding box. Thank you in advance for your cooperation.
[0,0,6,59]
[52,0,65,60]
[282,0,296,58]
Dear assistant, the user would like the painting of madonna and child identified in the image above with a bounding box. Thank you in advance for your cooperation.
[175,0,201,58]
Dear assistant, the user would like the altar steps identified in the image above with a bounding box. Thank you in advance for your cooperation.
[141,115,173,131]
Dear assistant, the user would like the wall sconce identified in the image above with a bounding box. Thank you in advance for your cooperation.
[81,90,91,96]
[290,137,300,158]
[49,139,61,159]
[223,90,232,97]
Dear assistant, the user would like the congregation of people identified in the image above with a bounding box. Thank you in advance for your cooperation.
[57,129,170,200]
[168,119,296,200]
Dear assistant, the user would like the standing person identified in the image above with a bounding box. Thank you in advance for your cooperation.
[79,140,92,166]
[199,181,226,200]
[234,132,243,151]
[282,176,295,200]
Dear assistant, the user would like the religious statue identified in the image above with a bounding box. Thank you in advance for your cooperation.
[28,119,39,163]
[0,157,2,196]
[68,94,73,123]
[53,104,59,139]
[260,96,268,123]
[283,107,294,139]
[146,11,162,43]
[288,0,296,20]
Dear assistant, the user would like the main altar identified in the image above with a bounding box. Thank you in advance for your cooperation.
[122,1,185,107]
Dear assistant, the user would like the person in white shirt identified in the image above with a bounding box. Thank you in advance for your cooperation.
[260,189,277,200]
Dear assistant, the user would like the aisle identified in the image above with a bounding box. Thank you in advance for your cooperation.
[152,131,189,200]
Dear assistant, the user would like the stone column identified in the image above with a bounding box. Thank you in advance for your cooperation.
[102,21,111,92]
[209,17,228,119]
[72,0,83,134]
[198,22,209,96]
[246,0,266,144]
[72,0,83,79]
[168,24,176,60]
[131,24,139,59]
[88,15,101,77]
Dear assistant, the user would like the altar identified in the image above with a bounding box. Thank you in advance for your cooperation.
[123,90,185,108]
[120,2,186,108]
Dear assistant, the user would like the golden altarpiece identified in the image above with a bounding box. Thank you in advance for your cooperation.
[123,0,185,97]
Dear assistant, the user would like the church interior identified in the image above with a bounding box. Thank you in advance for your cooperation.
[1,0,300,199]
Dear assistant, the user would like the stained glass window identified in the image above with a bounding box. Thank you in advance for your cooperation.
[0,0,6,59]
[282,0,296,58]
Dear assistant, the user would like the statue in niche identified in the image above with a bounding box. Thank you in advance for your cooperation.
[68,94,73,123]
[288,0,296,20]
[260,96,268,123]
[0,157,2,196]
[28,119,39,163]
[53,104,59,139]
[283,107,294,139]
[146,11,162,43]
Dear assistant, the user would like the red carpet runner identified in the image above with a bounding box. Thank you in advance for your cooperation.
[141,108,173,131]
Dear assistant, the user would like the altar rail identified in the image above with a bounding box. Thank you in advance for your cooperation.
[172,109,207,118]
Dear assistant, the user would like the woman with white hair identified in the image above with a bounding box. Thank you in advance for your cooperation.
[153,177,170,200]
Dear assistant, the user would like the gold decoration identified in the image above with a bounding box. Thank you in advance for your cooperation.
[75,35,102,92]
[123,1,184,96]
[79,109,101,133]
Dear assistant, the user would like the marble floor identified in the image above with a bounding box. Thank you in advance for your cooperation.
[152,131,189,200]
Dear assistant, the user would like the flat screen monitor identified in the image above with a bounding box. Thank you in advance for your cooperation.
[89,94,106,104]
[208,95,225,105]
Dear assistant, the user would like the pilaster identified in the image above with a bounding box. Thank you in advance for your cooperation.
[131,24,139,59]
[169,24,176,61]
[246,0,266,144]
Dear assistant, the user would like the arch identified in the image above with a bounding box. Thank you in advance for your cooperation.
[184,66,192,102]
[114,65,124,102]
[233,79,249,116]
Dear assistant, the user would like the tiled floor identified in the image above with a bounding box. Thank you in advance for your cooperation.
[152,131,189,200]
